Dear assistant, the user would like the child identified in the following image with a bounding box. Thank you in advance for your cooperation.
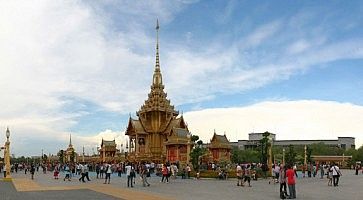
[327,168,333,186]
[53,165,59,179]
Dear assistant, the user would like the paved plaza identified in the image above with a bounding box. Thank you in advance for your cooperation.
[1,169,363,199]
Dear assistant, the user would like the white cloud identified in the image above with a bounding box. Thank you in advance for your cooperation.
[244,20,282,47]
[183,100,363,148]
[0,1,362,156]
[0,1,187,156]
[287,40,311,54]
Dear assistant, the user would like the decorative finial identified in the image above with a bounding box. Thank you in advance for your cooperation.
[152,18,163,85]
[6,126,10,139]
[69,133,72,146]
[155,18,160,71]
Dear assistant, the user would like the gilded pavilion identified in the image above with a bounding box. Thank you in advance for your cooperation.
[125,20,192,165]
[208,131,232,163]
[65,134,77,163]
[99,139,118,162]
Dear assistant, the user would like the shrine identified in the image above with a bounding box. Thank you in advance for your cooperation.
[65,134,77,163]
[99,139,118,162]
[125,20,193,165]
[208,131,232,163]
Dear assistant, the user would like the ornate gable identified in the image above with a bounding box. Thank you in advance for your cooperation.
[210,132,231,149]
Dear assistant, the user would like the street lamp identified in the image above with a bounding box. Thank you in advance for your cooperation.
[268,138,272,176]
[304,145,307,167]
[282,148,285,165]
[4,127,12,181]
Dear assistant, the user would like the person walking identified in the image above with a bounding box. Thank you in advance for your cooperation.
[30,163,36,180]
[319,164,324,179]
[330,163,342,187]
[96,163,100,179]
[63,164,71,181]
[84,164,91,181]
[100,164,104,179]
[327,166,333,186]
[161,164,169,183]
[186,164,191,179]
[279,165,288,199]
[104,163,112,184]
[236,164,243,186]
[286,164,296,199]
[141,162,150,187]
[54,164,59,179]
[125,162,134,188]
[243,164,252,187]
[78,164,86,182]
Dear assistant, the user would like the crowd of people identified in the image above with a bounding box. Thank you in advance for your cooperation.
[1,160,362,200]
[0,161,196,188]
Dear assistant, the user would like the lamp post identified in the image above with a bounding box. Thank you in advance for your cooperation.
[4,127,12,180]
[304,145,307,168]
[282,148,285,165]
[268,138,273,176]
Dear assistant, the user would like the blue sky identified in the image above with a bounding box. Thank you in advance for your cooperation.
[0,0,362,156]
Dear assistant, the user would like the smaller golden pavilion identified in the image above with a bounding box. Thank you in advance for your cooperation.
[208,131,232,163]
[99,139,118,162]
[65,134,77,163]
[164,128,192,163]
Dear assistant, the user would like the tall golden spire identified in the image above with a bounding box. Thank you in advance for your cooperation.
[69,133,73,147]
[155,19,160,71]
[152,19,162,85]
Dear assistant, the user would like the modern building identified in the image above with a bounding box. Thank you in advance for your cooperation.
[125,21,193,166]
[231,132,355,150]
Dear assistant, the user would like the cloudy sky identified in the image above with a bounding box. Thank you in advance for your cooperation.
[1,0,362,157]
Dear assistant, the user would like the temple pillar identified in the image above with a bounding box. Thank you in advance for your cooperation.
[102,148,105,162]
[176,145,180,162]
[135,134,138,155]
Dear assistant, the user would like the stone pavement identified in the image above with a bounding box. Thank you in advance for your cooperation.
[1,169,363,199]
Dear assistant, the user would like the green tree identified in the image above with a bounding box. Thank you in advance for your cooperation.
[231,147,260,164]
[190,144,206,171]
[259,131,271,165]
[191,135,199,143]
[286,145,297,166]
[354,145,363,162]
[306,146,312,163]
[57,150,64,164]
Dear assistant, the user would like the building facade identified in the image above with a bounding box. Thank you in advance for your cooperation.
[231,132,355,150]
[125,21,192,165]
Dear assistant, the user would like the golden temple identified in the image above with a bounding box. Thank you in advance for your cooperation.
[125,20,193,165]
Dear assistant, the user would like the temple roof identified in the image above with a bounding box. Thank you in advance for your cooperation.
[214,135,229,144]
[209,132,231,149]
[101,139,116,147]
[165,127,191,145]
[172,128,189,138]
